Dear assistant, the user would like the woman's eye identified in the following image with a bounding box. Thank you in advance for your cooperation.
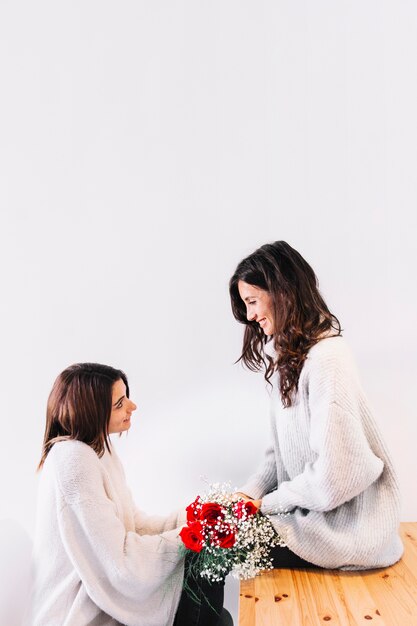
[116,402,123,409]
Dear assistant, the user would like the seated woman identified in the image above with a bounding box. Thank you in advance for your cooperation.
[30,363,229,626]
[230,241,403,570]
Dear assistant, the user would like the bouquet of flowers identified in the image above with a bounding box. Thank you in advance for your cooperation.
[179,482,285,588]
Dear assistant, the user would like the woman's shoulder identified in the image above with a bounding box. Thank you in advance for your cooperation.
[46,440,104,502]
[303,335,362,397]
[48,439,100,466]
[307,334,351,360]
[305,335,357,377]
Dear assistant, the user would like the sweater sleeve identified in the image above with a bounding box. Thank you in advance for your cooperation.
[134,507,187,535]
[261,342,384,515]
[54,446,184,623]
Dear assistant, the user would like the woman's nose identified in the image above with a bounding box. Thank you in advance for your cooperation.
[247,308,256,321]
[130,400,137,411]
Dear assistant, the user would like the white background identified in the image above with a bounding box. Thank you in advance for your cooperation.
[1,1,416,623]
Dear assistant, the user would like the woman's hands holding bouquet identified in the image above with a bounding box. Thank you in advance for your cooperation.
[233,492,262,511]
[179,483,283,587]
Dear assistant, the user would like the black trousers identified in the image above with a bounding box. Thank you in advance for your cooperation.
[270,545,319,569]
[173,546,315,625]
[173,554,227,626]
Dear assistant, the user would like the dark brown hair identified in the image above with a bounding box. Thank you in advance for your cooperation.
[229,241,341,407]
[38,363,129,470]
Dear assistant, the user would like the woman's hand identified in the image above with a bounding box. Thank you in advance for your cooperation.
[232,491,252,502]
[233,492,262,510]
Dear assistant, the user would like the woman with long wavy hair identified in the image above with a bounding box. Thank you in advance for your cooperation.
[230,241,403,569]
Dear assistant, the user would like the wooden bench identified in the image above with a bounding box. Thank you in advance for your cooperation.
[239,522,417,626]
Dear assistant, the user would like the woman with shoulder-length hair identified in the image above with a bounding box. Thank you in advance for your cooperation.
[31,363,229,626]
[229,241,403,570]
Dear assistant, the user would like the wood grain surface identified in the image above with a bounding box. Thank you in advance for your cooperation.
[239,522,417,626]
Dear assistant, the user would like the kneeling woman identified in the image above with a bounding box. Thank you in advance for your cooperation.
[31,363,226,626]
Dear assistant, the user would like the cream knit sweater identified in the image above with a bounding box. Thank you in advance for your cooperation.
[30,440,185,626]
[240,336,403,569]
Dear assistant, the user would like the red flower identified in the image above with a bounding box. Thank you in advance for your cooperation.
[216,525,236,549]
[180,522,204,552]
[201,502,224,526]
[233,500,258,519]
[244,501,258,517]
[186,496,202,523]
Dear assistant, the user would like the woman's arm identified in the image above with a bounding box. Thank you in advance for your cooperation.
[133,507,186,535]
[58,498,183,623]
[261,405,383,515]
[261,342,384,516]
[52,444,183,624]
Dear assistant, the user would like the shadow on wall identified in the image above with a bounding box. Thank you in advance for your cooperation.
[0,519,32,626]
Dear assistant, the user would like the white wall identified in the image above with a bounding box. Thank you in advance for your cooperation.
[1,1,416,622]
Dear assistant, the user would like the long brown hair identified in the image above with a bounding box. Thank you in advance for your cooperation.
[229,241,341,407]
[38,363,129,470]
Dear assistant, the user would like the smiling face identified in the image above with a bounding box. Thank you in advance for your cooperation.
[238,280,275,336]
[108,379,137,434]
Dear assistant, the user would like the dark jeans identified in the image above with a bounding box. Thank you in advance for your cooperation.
[270,545,319,569]
[173,554,231,626]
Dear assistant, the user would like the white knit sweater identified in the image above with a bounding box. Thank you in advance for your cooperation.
[240,336,403,569]
[30,440,185,626]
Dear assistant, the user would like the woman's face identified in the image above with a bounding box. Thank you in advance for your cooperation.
[108,379,137,434]
[238,280,275,335]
